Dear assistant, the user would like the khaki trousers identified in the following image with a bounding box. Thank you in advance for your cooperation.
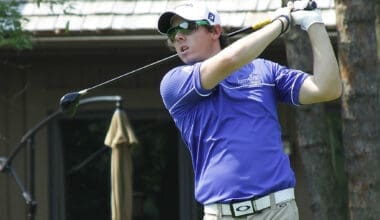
[203,200,298,220]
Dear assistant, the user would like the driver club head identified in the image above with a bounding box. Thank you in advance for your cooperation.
[60,92,82,116]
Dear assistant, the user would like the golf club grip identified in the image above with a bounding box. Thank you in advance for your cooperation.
[244,1,318,35]
[227,18,273,38]
[251,19,273,31]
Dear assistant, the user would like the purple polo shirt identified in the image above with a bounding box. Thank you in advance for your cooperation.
[160,58,308,205]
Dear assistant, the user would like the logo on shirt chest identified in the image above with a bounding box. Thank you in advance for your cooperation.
[237,73,262,87]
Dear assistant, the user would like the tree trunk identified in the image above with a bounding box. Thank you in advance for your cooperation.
[284,29,345,219]
[335,0,380,219]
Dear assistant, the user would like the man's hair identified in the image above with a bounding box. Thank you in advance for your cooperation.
[205,26,230,49]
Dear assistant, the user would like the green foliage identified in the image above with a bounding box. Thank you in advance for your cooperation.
[0,0,68,50]
[0,1,32,50]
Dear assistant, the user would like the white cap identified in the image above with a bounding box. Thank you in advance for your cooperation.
[157,1,221,34]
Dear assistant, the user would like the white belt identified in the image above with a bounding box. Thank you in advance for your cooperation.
[204,188,295,217]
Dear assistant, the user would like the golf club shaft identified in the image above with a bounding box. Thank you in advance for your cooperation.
[77,53,178,95]
[77,19,273,95]
[66,0,317,98]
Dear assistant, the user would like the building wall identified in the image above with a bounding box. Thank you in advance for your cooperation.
[0,43,175,220]
[0,39,313,220]
[1,60,30,220]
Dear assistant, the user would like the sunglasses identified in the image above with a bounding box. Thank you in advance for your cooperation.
[167,20,210,42]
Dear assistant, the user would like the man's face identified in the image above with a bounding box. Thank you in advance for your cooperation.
[169,16,218,64]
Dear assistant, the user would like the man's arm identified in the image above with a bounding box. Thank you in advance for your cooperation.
[200,10,290,90]
[297,19,342,104]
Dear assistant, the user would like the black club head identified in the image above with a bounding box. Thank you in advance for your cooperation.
[60,92,81,117]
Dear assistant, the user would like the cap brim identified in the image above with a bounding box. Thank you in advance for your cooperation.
[157,12,176,34]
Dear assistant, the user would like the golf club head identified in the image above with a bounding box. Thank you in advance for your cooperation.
[60,92,81,117]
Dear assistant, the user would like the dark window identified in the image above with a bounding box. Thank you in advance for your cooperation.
[51,109,179,220]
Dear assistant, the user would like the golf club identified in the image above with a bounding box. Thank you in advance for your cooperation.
[59,0,317,116]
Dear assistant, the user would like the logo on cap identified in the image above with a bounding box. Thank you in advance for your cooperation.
[208,12,215,22]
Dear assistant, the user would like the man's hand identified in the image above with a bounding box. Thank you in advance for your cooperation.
[271,6,292,35]
[272,6,292,21]
[291,9,324,31]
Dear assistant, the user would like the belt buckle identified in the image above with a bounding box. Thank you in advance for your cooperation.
[229,200,256,217]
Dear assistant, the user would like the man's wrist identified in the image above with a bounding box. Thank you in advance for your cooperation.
[303,16,324,31]
[274,15,290,35]
[292,10,324,31]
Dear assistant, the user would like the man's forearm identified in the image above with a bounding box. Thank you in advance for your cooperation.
[201,18,285,90]
[307,23,342,100]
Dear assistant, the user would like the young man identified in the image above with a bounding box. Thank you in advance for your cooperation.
[157,1,342,219]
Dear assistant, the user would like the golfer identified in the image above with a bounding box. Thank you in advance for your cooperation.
[157,1,341,219]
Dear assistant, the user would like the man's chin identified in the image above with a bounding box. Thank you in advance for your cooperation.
[181,56,200,65]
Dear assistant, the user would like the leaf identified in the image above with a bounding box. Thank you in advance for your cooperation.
[0,0,68,50]
[0,1,32,50]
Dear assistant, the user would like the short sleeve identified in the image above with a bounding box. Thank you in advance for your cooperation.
[271,61,309,105]
[160,63,213,115]
[193,62,214,96]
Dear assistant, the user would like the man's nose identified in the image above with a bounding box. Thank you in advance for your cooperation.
[175,31,186,41]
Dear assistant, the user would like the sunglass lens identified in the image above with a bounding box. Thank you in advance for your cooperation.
[167,21,197,41]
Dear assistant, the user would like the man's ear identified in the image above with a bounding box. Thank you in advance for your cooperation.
[211,25,222,40]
